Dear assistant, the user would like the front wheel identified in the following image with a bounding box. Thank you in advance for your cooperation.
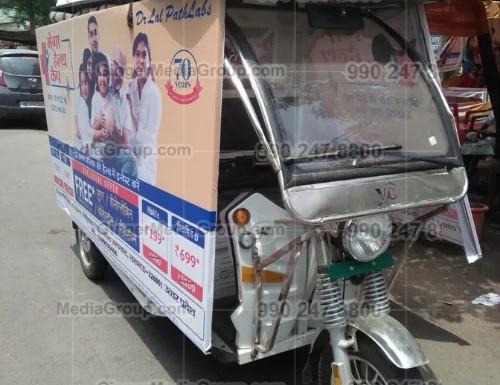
[318,334,427,385]
[75,228,107,281]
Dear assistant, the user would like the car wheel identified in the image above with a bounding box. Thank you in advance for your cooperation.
[75,228,107,281]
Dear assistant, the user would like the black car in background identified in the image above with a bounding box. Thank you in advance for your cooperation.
[0,49,45,120]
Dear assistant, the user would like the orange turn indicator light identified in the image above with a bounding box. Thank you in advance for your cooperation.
[233,208,250,226]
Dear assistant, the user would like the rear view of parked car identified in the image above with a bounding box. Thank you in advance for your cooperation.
[0,49,45,120]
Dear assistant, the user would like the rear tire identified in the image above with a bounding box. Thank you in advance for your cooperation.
[75,228,107,281]
[317,334,426,385]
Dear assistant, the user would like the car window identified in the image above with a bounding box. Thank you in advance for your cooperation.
[0,55,40,76]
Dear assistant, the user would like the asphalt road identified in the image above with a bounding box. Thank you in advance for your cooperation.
[0,125,498,385]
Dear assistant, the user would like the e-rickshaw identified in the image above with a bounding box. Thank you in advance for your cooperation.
[42,1,482,384]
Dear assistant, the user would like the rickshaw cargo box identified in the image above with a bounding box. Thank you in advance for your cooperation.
[36,0,226,353]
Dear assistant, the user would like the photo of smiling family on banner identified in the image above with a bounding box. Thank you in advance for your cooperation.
[75,16,161,185]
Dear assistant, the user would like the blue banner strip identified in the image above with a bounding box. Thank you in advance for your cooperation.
[172,216,206,248]
[49,135,217,231]
[142,200,169,227]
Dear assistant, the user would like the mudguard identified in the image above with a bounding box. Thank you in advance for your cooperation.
[349,313,429,369]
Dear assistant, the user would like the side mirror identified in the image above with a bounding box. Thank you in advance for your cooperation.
[372,34,394,65]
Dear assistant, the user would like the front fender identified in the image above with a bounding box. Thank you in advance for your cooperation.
[349,313,429,370]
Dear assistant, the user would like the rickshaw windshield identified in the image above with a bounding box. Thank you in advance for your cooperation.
[228,6,462,185]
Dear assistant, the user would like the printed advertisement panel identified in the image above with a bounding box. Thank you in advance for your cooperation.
[36,0,225,352]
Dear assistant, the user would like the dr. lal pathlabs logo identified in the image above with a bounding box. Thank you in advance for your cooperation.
[166,49,202,105]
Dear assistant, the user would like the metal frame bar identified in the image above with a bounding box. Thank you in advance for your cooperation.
[252,241,305,357]
[51,0,128,13]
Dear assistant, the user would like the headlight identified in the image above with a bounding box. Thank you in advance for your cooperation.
[342,214,392,262]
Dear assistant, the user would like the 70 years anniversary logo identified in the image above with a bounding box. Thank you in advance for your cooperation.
[166,49,203,105]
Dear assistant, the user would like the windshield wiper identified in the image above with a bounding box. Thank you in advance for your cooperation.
[378,150,460,168]
[283,145,402,165]
[283,144,460,169]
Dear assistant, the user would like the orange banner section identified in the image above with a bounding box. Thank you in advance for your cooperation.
[143,244,168,274]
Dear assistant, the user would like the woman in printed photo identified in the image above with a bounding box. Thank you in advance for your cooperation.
[127,32,162,185]
[463,37,481,74]
[82,48,95,109]
[74,63,93,153]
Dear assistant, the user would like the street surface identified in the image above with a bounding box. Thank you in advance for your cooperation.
[0,124,499,385]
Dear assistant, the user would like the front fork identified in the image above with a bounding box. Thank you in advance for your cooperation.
[315,233,391,385]
[315,234,355,385]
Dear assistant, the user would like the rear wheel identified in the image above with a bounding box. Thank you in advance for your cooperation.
[317,334,426,385]
[75,228,107,281]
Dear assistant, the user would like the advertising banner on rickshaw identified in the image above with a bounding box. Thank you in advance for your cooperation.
[436,36,465,72]
[36,0,225,352]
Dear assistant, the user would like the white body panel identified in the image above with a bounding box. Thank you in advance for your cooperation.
[226,194,310,350]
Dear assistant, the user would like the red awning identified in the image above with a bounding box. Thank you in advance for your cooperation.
[425,0,491,36]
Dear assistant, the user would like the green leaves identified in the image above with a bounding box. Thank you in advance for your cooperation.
[0,0,56,32]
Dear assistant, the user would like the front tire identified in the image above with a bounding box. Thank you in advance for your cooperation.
[75,228,107,281]
[318,334,426,385]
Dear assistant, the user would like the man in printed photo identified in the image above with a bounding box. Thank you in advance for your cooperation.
[88,16,100,55]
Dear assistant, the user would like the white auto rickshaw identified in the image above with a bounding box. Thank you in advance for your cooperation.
[40,1,481,384]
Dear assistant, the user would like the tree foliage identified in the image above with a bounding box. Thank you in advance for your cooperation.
[0,0,56,33]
